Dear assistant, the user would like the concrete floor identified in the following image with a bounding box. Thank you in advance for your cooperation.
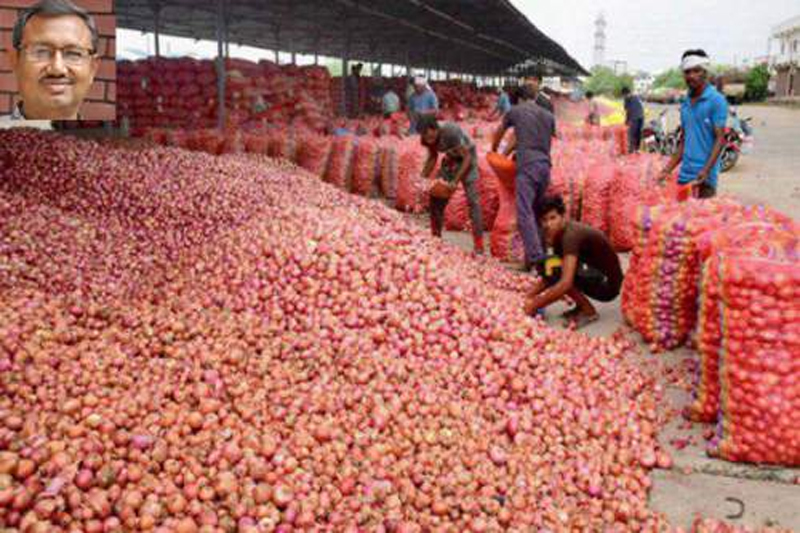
[435,104,800,531]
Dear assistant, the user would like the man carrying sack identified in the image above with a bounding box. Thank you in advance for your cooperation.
[418,115,485,255]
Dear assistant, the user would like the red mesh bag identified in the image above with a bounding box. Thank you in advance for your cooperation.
[709,252,800,466]
[394,148,428,214]
[444,160,500,232]
[687,222,798,424]
[324,136,356,191]
[487,153,523,262]
[378,144,399,201]
[351,140,380,197]
[296,135,332,177]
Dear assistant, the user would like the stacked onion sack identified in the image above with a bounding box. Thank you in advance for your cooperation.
[705,225,799,466]
[547,141,674,251]
[621,198,798,466]
[622,200,792,352]
[118,57,333,135]
[0,129,679,531]
[622,200,746,351]
[688,222,797,424]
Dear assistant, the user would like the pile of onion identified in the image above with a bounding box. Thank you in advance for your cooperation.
[1,129,677,530]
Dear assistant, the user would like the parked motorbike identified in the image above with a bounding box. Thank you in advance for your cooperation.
[720,109,753,173]
[642,110,670,155]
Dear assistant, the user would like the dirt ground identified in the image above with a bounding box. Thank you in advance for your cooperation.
[438,103,800,530]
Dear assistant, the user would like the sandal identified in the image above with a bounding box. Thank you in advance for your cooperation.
[564,313,599,330]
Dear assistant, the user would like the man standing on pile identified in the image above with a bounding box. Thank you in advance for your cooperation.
[491,85,556,271]
[408,77,439,134]
[658,49,728,199]
[622,87,645,153]
[524,196,623,328]
[418,115,484,255]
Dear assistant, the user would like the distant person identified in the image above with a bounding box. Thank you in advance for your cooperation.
[346,63,364,118]
[658,49,728,199]
[585,91,601,125]
[622,87,645,153]
[2,0,99,123]
[407,77,439,134]
[418,115,484,255]
[524,195,623,328]
[524,73,554,113]
[490,87,512,120]
[382,88,400,119]
[491,85,556,271]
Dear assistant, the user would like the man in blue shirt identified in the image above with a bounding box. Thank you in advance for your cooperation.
[659,49,728,198]
[622,87,645,153]
[408,77,439,134]
[490,87,512,120]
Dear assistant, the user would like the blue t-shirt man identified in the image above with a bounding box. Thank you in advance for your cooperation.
[678,84,728,190]
[408,85,439,134]
[496,91,511,115]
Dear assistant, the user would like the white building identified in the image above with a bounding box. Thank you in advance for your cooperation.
[770,15,800,97]
[634,74,655,94]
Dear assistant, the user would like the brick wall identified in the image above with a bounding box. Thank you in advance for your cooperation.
[0,0,115,119]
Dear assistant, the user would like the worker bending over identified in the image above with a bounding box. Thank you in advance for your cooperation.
[524,196,623,329]
[418,115,484,255]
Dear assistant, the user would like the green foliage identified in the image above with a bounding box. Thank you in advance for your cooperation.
[584,67,634,97]
[744,64,770,102]
[653,68,686,91]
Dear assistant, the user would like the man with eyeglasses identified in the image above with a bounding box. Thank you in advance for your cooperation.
[2,0,99,124]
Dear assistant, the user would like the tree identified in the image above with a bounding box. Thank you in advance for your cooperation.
[653,68,686,91]
[744,64,770,102]
[584,67,634,97]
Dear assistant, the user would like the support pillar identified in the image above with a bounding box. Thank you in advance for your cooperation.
[150,0,161,58]
[215,0,227,130]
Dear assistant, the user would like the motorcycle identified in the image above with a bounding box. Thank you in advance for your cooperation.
[642,110,670,155]
[663,126,683,156]
[719,110,753,173]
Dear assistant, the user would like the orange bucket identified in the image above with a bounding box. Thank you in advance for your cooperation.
[486,152,516,187]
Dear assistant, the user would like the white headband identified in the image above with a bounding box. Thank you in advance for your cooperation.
[681,55,710,72]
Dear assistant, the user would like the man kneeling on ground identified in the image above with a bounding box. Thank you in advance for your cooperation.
[524,195,624,328]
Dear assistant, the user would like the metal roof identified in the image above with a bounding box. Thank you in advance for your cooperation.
[115,0,587,76]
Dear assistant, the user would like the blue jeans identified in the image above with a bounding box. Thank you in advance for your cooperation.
[516,161,550,266]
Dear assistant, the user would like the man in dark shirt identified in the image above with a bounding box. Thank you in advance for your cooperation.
[491,85,556,270]
[524,196,623,328]
[419,115,484,255]
[622,87,645,153]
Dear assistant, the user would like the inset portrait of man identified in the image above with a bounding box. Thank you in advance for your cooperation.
[6,0,100,121]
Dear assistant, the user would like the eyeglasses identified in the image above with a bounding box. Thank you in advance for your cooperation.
[19,44,96,66]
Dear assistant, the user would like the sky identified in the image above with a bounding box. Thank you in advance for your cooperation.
[514,0,799,73]
[117,0,799,75]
